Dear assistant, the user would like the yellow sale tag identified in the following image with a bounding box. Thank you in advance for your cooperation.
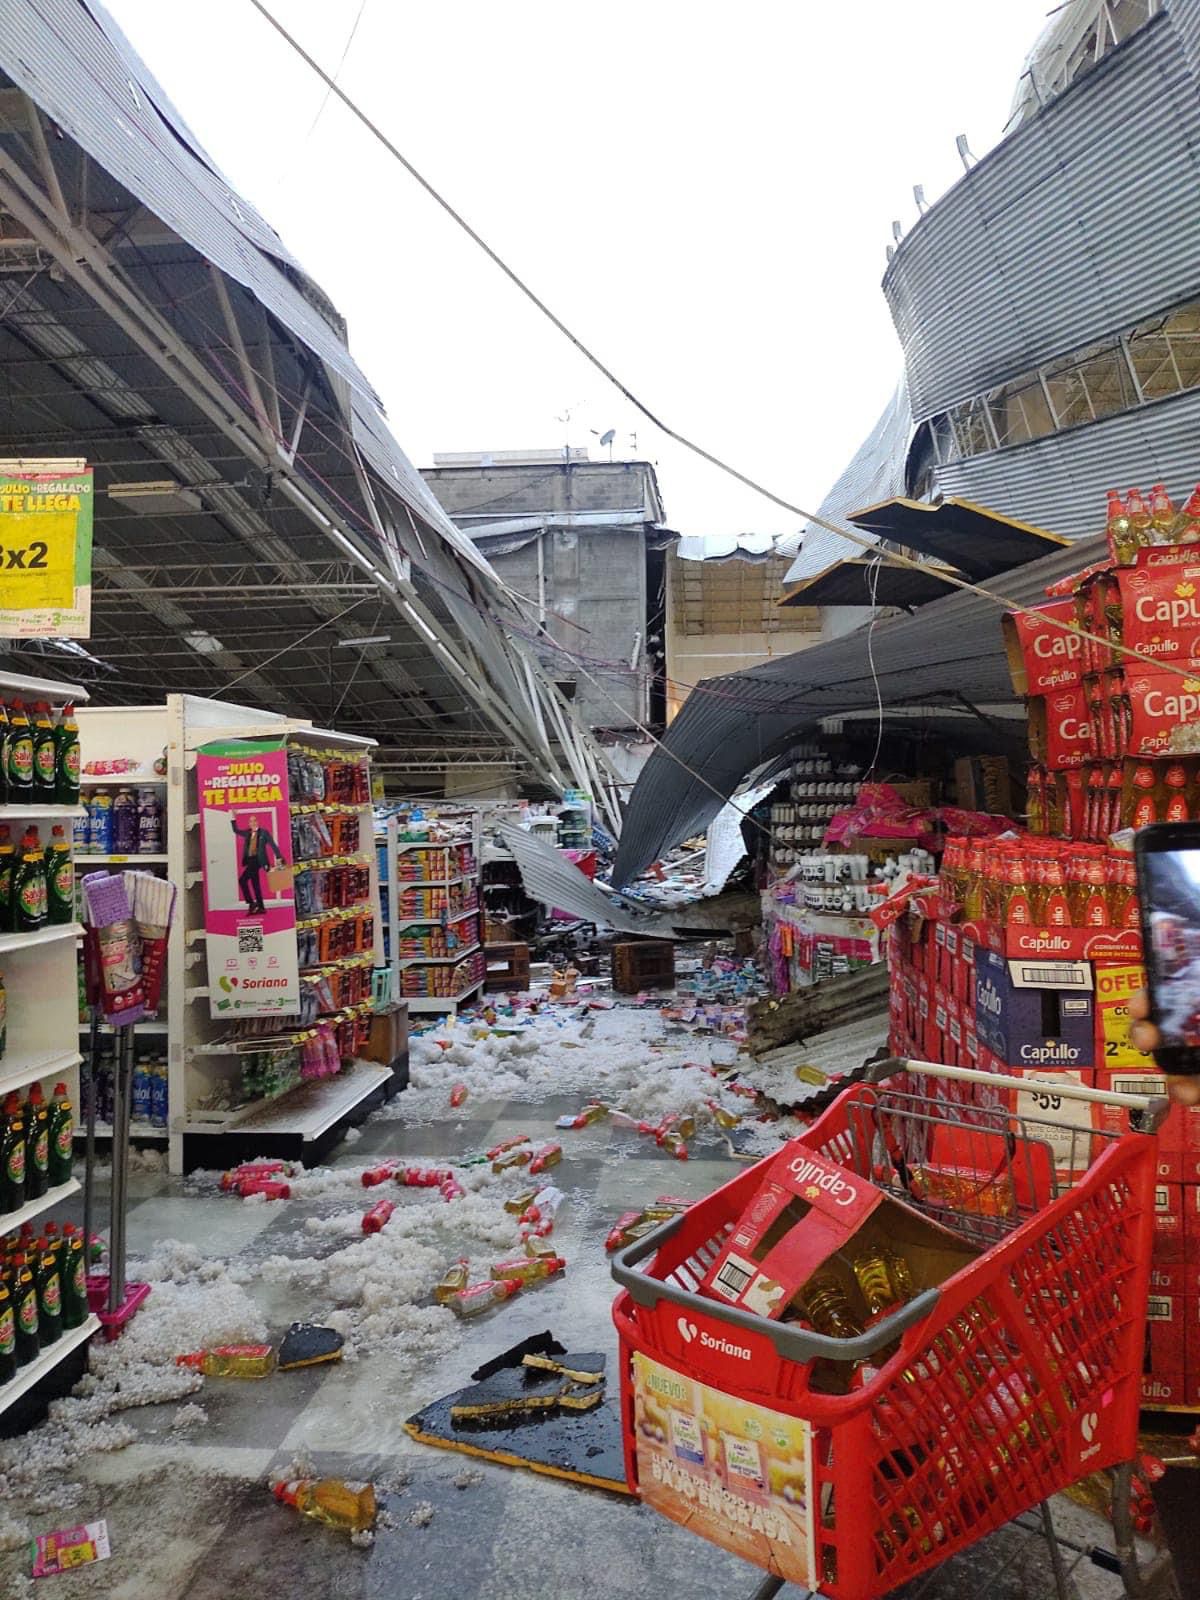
[0,509,76,608]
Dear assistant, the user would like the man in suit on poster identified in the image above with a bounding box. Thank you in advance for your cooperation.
[231,812,281,915]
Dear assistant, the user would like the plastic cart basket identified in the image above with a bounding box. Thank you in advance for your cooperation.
[612,1058,1168,1600]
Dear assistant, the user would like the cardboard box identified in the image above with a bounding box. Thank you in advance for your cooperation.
[1153,1182,1186,1263]
[1027,685,1095,770]
[974,948,1095,1070]
[1141,1370,1187,1407]
[1002,600,1085,695]
[700,1143,977,1323]
[1117,564,1200,663]
[1093,962,1152,1070]
[962,919,1142,963]
[1148,1260,1200,1297]
[1125,666,1200,757]
[1144,1291,1192,1374]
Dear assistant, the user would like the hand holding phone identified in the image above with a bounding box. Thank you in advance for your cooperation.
[1134,823,1200,1076]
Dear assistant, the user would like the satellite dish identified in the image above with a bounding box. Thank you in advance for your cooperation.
[600,429,616,447]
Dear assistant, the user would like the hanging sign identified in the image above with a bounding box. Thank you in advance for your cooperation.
[196,737,299,1018]
[0,460,92,636]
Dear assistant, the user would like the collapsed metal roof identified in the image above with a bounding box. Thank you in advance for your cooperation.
[0,0,601,799]
[611,532,1102,885]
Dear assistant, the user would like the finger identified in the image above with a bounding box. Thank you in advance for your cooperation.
[1128,988,1150,1021]
[1167,1075,1200,1106]
[1130,1020,1161,1053]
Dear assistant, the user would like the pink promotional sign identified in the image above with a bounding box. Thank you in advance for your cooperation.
[196,737,299,1018]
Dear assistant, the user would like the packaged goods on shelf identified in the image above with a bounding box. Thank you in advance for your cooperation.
[401,949,485,999]
[397,916,479,960]
[392,843,476,884]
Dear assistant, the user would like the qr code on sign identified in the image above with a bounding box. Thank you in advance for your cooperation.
[238,928,264,954]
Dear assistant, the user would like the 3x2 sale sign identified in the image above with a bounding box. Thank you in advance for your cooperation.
[0,464,92,637]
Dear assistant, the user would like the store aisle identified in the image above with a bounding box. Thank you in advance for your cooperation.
[0,1002,1141,1598]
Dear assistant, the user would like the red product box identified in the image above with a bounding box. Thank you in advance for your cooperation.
[1142,1370,1187,1407]
[1117,564,1200,663]
[699,1142,978,1321]
[1027,684,1095,770]
[1152,1182,1186,1263]
[962,1024,979,1064]
[1144,1291,1194,1373]
[1148,1260,1200,1296]
[1125,666,1200,757]
[963,919,1142,963]
[1002,600,1085,695]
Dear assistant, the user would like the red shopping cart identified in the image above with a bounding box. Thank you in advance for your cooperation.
[612,1058,1170,1600]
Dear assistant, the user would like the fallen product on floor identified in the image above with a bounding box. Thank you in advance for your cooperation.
[276,1322,344,1371]
[406,1332,630,1495]
[273,1477,376,1535]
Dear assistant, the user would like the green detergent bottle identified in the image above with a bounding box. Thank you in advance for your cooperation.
[44,827,73,926]
[12,829,46,932]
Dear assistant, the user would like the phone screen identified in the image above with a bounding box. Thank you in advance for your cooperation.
[1141,845,1200,1049]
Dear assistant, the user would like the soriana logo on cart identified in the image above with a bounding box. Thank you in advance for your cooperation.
[1118,565,1200,661]
[1002,599,1084,695]
[700,1146,881,1321]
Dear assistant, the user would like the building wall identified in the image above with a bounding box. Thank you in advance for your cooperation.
[664,551,820,719]
[422,460,663,524]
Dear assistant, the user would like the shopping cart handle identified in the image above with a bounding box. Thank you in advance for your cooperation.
[863,1055,1172,1129]
[612,1215,942,1365]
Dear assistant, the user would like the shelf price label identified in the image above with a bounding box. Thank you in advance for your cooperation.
[0,464,92,637]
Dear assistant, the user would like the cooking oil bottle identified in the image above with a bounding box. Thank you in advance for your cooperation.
[273,1477,376,1534]
[175,1344,276,1377]
[800,1272,864,1338]
[850,1252,901,1320]
[433,1259,470,1304]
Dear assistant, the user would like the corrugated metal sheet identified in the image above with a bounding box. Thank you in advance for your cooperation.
[1,0,487,570]
[736,1011,889,1109]
[1171,0,1200,76]
[884,11,1199,422]
[612,533,1106,885]
[784,384,913,583]
[930,386,1200,538]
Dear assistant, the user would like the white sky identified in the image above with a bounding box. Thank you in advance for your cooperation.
[104,0,1055,539]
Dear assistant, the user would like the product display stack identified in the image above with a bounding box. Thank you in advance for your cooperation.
[890,483,1200,1412]
[381,811,483,1014]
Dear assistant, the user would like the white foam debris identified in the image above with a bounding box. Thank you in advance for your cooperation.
[170,1404,207,1431]
[269,1447,315,1489]
[408,1500,434,1527]
[350,1527,375,1547]
[0,1506,28,1550]
[343,1126,363,1144]
[453,1468,483,1489]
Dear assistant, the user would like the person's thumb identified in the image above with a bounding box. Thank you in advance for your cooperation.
[1167,1075,1200,1106]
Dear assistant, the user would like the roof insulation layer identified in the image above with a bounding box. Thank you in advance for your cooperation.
[612,532,1106,885]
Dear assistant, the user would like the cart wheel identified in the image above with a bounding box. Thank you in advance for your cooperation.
[1111,1461,1180,1599]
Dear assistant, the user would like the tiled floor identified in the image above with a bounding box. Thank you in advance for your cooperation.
[0,1009,1177,1598]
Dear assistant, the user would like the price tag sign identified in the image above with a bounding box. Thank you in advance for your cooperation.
[0,464,92,637]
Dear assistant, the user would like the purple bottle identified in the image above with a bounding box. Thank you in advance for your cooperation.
[137,789,163,854]
[111,788,137,855]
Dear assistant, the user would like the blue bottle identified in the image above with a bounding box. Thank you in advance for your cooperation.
[131,1060,152,1124]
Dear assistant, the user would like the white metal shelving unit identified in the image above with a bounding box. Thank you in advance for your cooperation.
[383,811,484,1016]
[74,705,176,1152]
[0,664,98,1418]
[180,716,385,1167]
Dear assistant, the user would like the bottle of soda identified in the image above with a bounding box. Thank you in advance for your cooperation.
[47,1083,73,1188]
[10,1255,37,1365]
[23,1083,48,1201]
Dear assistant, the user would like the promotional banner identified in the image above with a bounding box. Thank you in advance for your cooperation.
[197,738,299,1018]
[0,462,92,636]
[632,1352,814,1587]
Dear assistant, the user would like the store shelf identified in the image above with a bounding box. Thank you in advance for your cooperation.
[215,1060,391,1139]
[0,923,81,955]
[399,943,480,969]
[0,1049,81,1099]
[80,773,165,786]
[0,1313,99,1419]
[406,978,484,1014]
[0,1178,80,1235]
[78,1019,167,1036]
[0,668,88,704]
[76,852,168,865]
[394,906,478,930]
[0,804,86,820]
[393,874,469,890]
[75,1121,167,1143]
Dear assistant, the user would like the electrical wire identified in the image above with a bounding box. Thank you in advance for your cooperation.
[299,0,368,144]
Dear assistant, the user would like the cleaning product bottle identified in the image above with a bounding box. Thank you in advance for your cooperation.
[1,1094,25,1213]
[0,703,9,807]
[53,703,80,806]
[59,1226,86,1330]
[44,827,73,926]
[149,1060,168,1130]
[0,970,6,1061]
[4,702,31,799]
[31,703,55,803]
[88,788,113,854]
[0,827,15,931]
[12,829,46,932]
[111,788,137,856]
[47,1084,73,1188]
[0,1280,16,1383]
[131,1057,151,1125]
[272,1477,376,1534]
[23,1084,48,1201]
[34,1249,60,1346]
[10,1256,37,1366]
[175,1344,276,1377]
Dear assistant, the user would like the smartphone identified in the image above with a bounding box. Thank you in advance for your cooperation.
[1135,822,1200,1074]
